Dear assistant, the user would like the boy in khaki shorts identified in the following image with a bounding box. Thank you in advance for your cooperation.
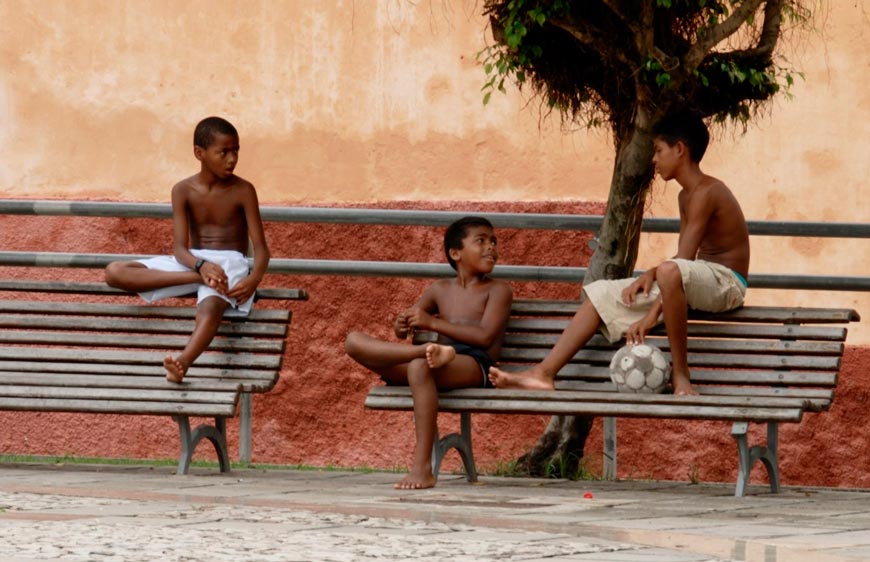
[489,111,749,395]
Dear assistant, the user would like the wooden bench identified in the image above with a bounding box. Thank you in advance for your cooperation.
[0,280,307,474]
[365,299,860,496]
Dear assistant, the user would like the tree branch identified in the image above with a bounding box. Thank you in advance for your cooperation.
[724,0,786,62]
[549,17,634,68]
[683,0,766,72]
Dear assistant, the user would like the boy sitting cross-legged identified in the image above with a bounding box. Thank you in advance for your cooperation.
[345,216,513,490]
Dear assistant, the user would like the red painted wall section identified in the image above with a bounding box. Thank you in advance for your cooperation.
[0,201,866,490]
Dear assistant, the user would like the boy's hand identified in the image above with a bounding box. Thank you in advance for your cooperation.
[226,276,258,304]
[395,312,411,339]
[199,263,229,295]
[621,270,656,306]
[405,307,434,330]
[625,314,657,345]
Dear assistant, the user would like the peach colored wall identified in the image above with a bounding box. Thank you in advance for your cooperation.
[1,1,866,342]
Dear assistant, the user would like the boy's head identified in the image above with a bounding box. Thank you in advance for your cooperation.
[194,116,238,149]
[444,216,495,271]
[652,111,709,163]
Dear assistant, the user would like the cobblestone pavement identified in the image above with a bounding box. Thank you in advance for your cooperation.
[1,463,869,561]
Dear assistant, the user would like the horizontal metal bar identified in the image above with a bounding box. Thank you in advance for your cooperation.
[0,252,866,291]
[0,200,867,238]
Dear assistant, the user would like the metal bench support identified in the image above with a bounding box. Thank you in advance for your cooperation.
[432,412,478,482]
[603,416,617,480]
[238,392,253,463]
[732,421,781,497]
[175,415,231,475]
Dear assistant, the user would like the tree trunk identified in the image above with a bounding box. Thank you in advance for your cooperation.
[517,113,657,479]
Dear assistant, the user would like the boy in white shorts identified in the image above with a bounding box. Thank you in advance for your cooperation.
[489,111,750,395]
[105,117,270,383]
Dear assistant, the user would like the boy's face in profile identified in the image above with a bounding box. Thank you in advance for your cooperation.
[195,133,240,180]
[652,137,683,182]
[452,226,498,274]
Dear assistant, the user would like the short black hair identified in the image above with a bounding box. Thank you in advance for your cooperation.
[194,116,238,149]
[444,216,494,270]
[652,111,710,162]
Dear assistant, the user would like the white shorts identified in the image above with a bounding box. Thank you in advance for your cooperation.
[583,259,747,343]
[136,249,253,317]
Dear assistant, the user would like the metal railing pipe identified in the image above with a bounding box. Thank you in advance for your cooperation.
[0,252,867,291]
[1,200,868,238]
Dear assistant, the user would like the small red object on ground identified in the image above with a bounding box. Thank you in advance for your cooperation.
[583,492,594,499]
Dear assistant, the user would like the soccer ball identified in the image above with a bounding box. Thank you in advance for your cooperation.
[608,344,671,393]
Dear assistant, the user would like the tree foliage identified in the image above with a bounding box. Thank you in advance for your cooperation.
[481,0,810,133]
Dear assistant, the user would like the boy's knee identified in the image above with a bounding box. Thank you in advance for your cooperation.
[656,261,683,292]
[406,358,431,384]
[197,297,229,320]
[104,262,123,287]
[345,331,365,357]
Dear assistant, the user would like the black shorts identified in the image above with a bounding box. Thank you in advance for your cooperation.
[449,343,495,389]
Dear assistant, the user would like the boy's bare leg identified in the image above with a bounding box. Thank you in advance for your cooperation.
[397,355,481,490]
[489,299,602,390]
[105,261,200,292]
[345,331,432,383]
[656,262,697,395]
[166,296,229,383]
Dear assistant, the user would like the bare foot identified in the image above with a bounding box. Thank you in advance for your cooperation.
[671,372,699,396]
[394,469,437,490]
[488,366,555,390]
[164,355,188,384]
[425,344,456,369]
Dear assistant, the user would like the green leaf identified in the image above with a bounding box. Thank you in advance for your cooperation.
[483,92,492,106]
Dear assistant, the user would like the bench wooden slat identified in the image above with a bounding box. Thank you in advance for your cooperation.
[365,394,803,422]
[503,334,844,355]
[0,372,247,391]
[0,385,238,404]
[502,348,842,370]
[506,318,849,341]
[0,347,283,369]
[0,397,237,416]
[510,301,861,323]
[0,280,309,301]
[0,314,289,337]
[0,330,285,352]
[0,300,291,322]
[368,386,810,409]
[502,364,839,387]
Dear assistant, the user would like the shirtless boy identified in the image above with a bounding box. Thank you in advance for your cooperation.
[489,111,749,395]
[105,116,270,383]
[345,217,513,489]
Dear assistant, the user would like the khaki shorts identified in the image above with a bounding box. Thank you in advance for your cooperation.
[583,259,747,343]
[136,249,253,317]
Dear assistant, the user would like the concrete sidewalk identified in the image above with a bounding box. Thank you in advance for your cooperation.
[0,463,869,561]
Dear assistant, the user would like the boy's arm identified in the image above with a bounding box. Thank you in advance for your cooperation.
[170,184,195,267]
[226,184,270,304]
[408,282,513,349]
[673,187,715,261]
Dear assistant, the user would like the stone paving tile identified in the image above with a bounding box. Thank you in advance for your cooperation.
[4,464,870,561]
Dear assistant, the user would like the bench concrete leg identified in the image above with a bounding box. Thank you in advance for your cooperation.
[174,415,231,475]
[732,421,781,497]
[238,392,252,464]
[432,412,478,483]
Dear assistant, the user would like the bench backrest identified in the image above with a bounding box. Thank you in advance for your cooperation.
[497,300,860,409]
[0,281,307,394]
